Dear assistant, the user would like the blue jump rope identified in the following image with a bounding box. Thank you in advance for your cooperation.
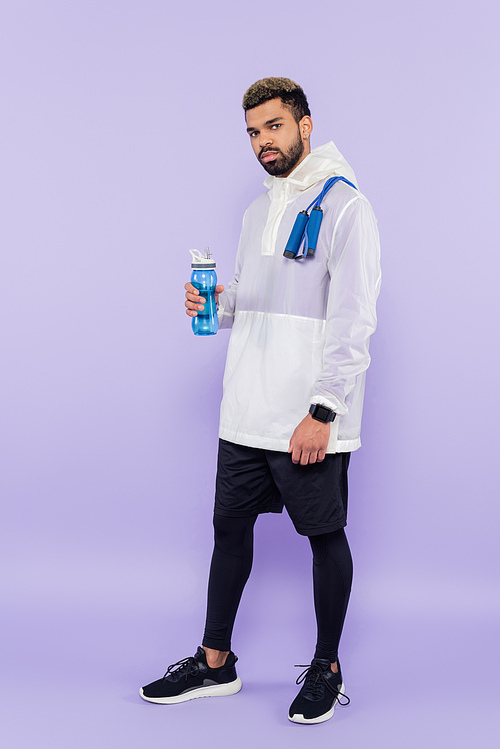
[283,176,357,260]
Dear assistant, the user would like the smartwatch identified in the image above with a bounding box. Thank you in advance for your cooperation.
[309,403,336,423]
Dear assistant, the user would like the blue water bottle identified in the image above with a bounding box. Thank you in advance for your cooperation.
[189,248,219,336]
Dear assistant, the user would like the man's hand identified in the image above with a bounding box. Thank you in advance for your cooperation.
[288,414,331,465]
[184,282,224,317]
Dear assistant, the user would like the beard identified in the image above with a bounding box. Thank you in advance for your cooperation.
[259,128,305,176]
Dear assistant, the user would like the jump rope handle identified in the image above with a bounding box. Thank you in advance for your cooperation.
[283,176,357,260]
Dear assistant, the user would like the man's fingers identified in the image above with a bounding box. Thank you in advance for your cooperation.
[185,304,205,316]
[185,296,205,308]
[185,294,205,317]
[184,283,205,309]
[291,448,327,465]
[185,281,206,318]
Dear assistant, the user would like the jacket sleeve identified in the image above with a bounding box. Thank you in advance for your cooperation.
[217,272,239,330]
[217,210,247,330]
[310,195,381,414]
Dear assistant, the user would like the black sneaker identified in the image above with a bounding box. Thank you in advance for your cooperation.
[288,658,350,724]
[139,646,242,704]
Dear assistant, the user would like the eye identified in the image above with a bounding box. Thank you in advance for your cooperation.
[271,124,281,129]
[249,131,258,138]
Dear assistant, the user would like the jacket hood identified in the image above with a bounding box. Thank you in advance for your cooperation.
[263,141,358,195]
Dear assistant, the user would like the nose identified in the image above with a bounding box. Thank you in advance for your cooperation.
[259,130,273,149]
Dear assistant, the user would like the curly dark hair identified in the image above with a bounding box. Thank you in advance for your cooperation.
[242,77,311,123]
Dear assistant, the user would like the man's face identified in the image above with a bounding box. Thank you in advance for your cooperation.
[245,99,312,177]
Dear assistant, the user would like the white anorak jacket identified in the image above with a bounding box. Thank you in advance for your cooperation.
[217,142,381,453]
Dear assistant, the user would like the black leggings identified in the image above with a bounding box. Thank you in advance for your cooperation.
[202,513,353,663]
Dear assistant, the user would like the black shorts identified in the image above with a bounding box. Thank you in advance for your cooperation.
[214,439,350,537]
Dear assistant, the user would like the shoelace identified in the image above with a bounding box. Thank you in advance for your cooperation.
[163,656,200,681]
[294,664,351,706]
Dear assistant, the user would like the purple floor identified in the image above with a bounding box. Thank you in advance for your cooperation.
[3,536,499,749]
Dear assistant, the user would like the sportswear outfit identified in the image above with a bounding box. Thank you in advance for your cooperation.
[203,141,381,658]
[141,142,381,722]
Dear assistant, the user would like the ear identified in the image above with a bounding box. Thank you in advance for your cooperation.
[299,115,313,142]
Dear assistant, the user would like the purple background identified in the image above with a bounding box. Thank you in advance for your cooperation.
[1,1,499,746]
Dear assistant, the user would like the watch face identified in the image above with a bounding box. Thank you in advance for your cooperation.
[316,405,331,421]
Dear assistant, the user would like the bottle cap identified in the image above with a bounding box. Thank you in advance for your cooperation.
[189,248,216,269]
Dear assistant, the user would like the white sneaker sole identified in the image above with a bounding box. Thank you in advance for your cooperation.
[288,681,345,725]
[139,677,242,704]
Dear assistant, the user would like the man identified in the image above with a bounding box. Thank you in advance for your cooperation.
[140,77,381,724]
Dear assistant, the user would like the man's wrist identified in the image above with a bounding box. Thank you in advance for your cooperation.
[309,403,336,423]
